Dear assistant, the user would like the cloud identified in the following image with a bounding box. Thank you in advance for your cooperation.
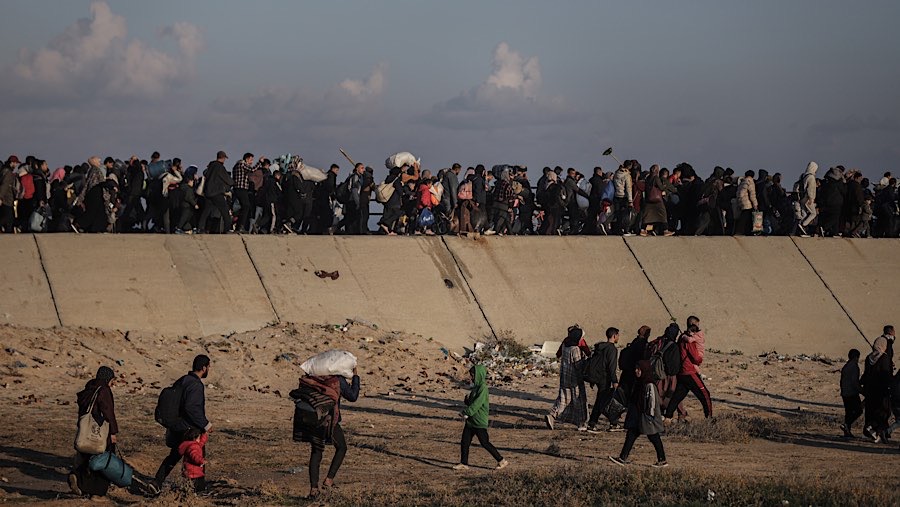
[6,1,202,102]
[339,62,386,99]
[423,42,583,129]
[208,63,388,130]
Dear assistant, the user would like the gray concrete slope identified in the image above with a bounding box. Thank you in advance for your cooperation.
[794,238,900,343]
[35,235,274,336]
[443,236,671,347]
[625,236,862,357]
[0,235,58,327]
[243,235,492,349]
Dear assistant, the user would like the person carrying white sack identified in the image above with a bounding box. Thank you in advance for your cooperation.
[293,351,360,499]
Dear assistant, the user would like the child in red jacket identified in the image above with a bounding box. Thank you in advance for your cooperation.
[178,428,208,492]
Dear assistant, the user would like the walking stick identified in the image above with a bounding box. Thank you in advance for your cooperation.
[339,148,356,167]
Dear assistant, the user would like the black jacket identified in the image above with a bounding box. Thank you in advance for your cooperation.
[472,175,487,207]
[178,372,209,431]
[203,161,234,197]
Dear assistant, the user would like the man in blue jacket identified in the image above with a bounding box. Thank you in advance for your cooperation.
[153,355,212,492]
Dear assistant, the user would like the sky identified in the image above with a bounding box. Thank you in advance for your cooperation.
[1,1,898,180]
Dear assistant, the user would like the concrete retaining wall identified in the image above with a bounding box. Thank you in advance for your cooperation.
[1,234,887,356]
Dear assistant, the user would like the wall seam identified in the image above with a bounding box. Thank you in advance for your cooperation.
[439,236,497,340]
[240,235,281,324]
[790,237,870,347]
[32,234,63,326]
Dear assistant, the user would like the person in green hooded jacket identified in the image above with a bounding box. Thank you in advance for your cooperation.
[452,365,509,470]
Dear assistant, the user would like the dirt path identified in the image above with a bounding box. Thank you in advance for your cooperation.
[1,324,898,505]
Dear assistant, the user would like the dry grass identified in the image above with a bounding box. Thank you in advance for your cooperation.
[665,411,839,444]
[327,466,900,507]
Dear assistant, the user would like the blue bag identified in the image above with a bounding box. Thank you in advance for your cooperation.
[88,451,133,487]
[417,208,435,228]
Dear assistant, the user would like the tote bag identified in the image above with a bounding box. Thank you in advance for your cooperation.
[74,388,109,455]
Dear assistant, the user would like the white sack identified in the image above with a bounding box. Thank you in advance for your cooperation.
[299,165,327,182]
[385,152,420,169]
[300,350,358,378]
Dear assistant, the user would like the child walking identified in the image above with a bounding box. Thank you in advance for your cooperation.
[179,428,208,492]
[453,365,509,470]
[609,360,668,468]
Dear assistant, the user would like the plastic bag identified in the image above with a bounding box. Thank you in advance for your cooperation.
[385,152,419,169]
[300,350,358,379]
[417,208,435,228]
[576,179,591,209]
[299,165,327,183]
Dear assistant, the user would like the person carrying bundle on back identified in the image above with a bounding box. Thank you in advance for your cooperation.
[291,352,360,500]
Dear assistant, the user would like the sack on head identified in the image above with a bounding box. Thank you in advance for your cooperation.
[300,350,357,379]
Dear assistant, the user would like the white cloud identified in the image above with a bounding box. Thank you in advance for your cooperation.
[339,62,386,99]
[424,42,583,129]
[7,1,202,101]
[209,63,388,129]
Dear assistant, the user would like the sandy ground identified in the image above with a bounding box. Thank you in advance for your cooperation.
[1,322,898,505]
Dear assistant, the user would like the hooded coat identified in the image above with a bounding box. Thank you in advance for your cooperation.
[737,176,758,211]
[463,365,490,429]
[799,162,818,202]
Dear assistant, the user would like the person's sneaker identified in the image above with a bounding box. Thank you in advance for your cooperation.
[586,424,602,434]
[483,229,497,236]
[495,459,509,470]
[545,414,555,430]
[797,224,808,236]
[663,230,675,236]
[67,472,82,496]
[608,456,630,466]
[863,425,875,440]
[577,425,588,432]
[607,423,624,432]
[452,463,469,471]
[651,460,669,468]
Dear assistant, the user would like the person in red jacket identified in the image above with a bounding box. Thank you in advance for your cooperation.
[179,428,208,492]
[663,324,712,419]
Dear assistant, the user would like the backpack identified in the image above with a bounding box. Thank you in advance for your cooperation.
[649,341,680,381]
[290,386,336,440]
[457,180,473,200]
[582,348,609,387]
[154,380,185,429]
[335,176,352,204]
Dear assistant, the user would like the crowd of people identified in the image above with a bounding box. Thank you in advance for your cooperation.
[68,319,898,500]
[2,152,898,237]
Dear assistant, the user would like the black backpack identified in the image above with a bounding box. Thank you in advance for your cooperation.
[661,340,681,376]
[582,346,609,386]
[154,379,184,429]
[334,176,352,204]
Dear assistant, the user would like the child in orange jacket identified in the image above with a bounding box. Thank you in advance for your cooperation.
[178,428,208,492]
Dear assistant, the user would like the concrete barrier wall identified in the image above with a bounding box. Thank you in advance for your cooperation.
[443,237,671,347]
[0,234,886,356]
[794,238,900,342]
[243,236,492,349]
[35,235,274,336]
[0,235,59,327]
[625,236,862,356]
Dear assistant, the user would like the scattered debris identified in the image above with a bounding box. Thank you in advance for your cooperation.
[443,278,454,289]
[314,270,340,280]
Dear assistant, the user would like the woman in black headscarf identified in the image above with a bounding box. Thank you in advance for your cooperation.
[69,366,119,499]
